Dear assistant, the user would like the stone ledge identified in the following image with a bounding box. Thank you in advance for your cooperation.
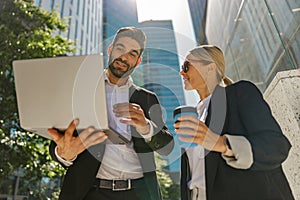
[264,69,300,98]
[263,69,300,199]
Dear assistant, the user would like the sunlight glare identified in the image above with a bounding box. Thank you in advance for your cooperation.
[136,0,179,22]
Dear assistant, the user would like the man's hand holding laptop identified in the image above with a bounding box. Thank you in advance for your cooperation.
[47,102,151,161]
[48,119,108,161]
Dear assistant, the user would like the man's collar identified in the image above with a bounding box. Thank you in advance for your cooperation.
[104,69,133,87]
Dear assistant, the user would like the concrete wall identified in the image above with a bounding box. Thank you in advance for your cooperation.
[264,69,300,199]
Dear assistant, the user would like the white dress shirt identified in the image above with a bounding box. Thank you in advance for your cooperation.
[56,74,155,180]
[97,76,144,180]
[185,94,211,200]
[185,92,254,200]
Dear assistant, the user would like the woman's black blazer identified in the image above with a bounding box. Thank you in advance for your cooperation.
[181,81,294,200]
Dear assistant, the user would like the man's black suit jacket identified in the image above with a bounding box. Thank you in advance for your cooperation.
[50,85,174,200]
[181,81,294,200]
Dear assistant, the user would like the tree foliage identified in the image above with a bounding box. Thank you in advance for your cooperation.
[0,1,180,199]
[155,154,180,200]
[0,0,75,198]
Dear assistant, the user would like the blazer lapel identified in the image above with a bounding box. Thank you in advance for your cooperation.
[205,85,227,198]
[181,149,192,200]
[129,85,140,138]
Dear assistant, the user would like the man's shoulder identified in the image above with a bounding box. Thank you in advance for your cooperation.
[131,84,156,96]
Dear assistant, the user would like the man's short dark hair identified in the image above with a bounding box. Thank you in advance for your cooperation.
[112,27,146,56]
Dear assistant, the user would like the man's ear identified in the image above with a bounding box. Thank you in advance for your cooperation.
[135,57,143,67]
[108,44,113,55]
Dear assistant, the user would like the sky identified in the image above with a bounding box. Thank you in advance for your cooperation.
[136,0,200,105]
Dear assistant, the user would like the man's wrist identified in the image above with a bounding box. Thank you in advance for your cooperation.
[136,120,150,135]
[141,119,155,142]
[56,147,77,162]
[55,147,76,166]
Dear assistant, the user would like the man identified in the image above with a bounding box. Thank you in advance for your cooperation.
[48,27,174,200]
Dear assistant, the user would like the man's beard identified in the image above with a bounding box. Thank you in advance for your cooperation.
[108,57,136,78]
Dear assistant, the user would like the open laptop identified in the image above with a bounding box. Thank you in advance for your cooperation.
[13,54,130,144]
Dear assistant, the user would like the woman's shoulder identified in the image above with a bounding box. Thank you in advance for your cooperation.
[226,80,262,96]
[227,80,259,90]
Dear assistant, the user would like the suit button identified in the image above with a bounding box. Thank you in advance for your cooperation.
[154,142,160,148]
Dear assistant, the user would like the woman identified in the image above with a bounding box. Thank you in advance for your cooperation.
[174,45,294,200]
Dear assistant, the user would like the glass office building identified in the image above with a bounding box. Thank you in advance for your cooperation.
[140,20,186,181]
[204,0,299,91]
[102,0,139,65]
[187,0,208,44]
[189,1,300,197]
[34,0,103,55]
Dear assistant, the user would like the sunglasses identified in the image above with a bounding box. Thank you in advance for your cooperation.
[181,61,190,73]
[181,59,213,73]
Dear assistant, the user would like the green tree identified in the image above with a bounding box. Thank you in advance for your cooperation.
[0,0,75,198]
[155,154,180,200]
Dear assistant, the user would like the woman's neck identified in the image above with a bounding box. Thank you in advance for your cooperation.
[197,81,218,100]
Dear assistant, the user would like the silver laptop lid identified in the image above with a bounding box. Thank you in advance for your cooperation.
[13,54,109,139]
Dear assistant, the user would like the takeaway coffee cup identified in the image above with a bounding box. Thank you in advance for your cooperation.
[173,105,198,148]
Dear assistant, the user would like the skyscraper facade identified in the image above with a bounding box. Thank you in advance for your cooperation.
[187,0,208,45]
[204,0,299,91]
[140,20,186,182]
[102,0,139,65]
[34,0,103,55]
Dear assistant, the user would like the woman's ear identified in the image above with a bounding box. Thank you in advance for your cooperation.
[208,62,217,72]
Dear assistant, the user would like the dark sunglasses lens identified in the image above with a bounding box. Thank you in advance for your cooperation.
[183,61,189,73]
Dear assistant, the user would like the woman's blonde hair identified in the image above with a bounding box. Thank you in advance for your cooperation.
[189,45,233,86]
